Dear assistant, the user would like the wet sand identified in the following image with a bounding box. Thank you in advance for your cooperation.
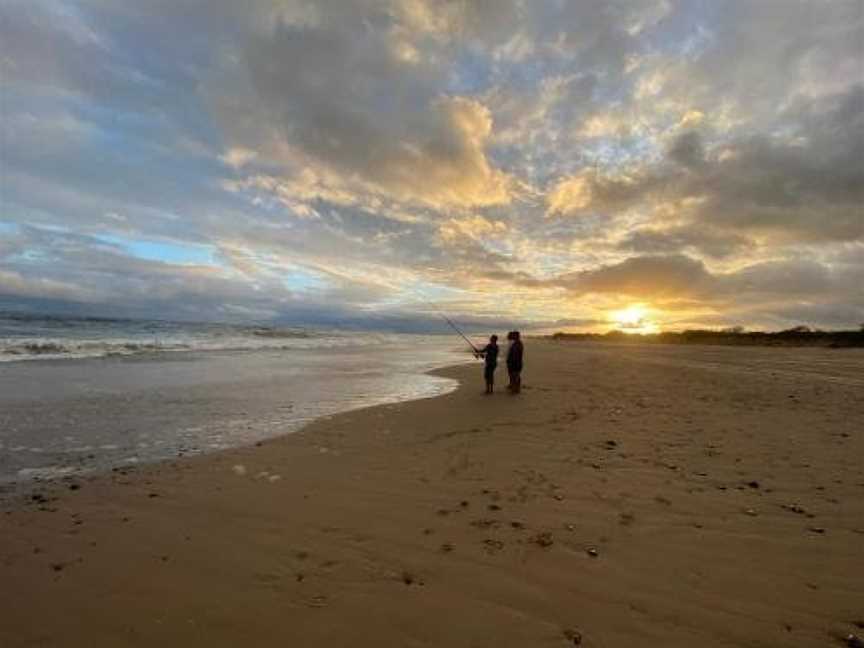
[1,340,862,647]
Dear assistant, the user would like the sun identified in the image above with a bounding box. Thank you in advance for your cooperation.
[610,304,659,334]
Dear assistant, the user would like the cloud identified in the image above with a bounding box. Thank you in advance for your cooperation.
[548,85,864,248]
[550,252,863,328]
[546,169,663,217]
[1,0,862,330]
[211,6,512,210]
[617,225,753,259]
[558,255,715,299]
[666,130,705,168]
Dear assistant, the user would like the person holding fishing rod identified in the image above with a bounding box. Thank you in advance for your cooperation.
[439,315,500,394]
[475,334,499,394]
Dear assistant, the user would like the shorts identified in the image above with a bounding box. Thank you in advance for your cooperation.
[484,365,496,382]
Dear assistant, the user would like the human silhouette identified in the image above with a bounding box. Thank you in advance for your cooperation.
[475,334,499,394]
[506,331,523,394]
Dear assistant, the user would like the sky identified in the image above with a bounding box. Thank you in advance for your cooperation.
[1,0,862,332]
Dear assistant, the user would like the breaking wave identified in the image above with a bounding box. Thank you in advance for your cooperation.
[0,315,388,362]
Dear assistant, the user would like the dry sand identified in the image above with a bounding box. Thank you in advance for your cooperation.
[1,340,862,647]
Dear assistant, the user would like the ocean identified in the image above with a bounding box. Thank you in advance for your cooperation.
[0,314,470,485]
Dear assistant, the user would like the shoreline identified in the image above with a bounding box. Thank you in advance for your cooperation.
[1,359,469,499]
[2,340,862,647]
[0,346,470,488]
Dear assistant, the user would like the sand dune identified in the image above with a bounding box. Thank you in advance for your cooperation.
[1,341,862,647]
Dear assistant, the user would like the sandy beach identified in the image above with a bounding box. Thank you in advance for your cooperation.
[1,340,862,647]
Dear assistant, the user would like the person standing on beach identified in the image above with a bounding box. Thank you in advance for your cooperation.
[475,334,499,394]
[506,331,524,394]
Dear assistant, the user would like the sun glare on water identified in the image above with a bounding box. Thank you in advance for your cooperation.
[610,305,659,334]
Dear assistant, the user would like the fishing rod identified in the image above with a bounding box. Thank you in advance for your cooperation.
[402,285,482,355]
[439,313,480,354]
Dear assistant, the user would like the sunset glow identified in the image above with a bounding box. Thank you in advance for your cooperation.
[610,305,660,335]
[1,1,861,330]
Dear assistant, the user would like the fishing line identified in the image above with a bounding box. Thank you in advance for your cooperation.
[401,285,483,354]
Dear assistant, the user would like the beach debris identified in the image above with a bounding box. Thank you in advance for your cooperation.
[482,539,504,554]
[471,518,500,530]
[231,464,247,476]
[846,634,864,648]
[255,471,270,480]
[459,500,469,508]
[439,543,454,553]
[147,492,159,498]
[807,526,826,534]
[781,503,807,515]
[510,521,526,530]
[400,571,423,586]
[68,483,81,491]
[564,523,576,532]
[586,547,599,558]
[488,504,501,511]
[50,562,65,572]
[268,475,281,483]
[562,628,583,645]
[744,508,757,516]
[422,528,434,535]
[529,532,554,548]
[604,440,618,449]
[747,480,760,489]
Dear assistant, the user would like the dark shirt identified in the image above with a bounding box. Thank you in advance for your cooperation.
[507,340,523,371]
[481,343,498,367]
